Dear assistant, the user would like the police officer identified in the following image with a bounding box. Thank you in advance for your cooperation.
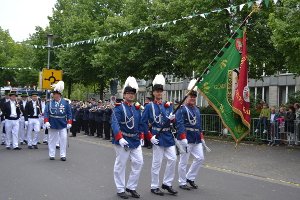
[176,79,205,190]
[70,100,80,137]
[2,91,22,150]
[44,81,72,161]
[141,74,183,196]
[24,91,41,149]
[111,76,144,199]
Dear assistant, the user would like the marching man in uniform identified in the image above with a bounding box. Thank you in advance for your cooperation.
[44,81,72,161]
[176,79,210,190]
[19,92,28,145]
[111,76,144,199]
[141,74,183,196]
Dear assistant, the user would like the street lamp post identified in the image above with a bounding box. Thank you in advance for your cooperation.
[42,34,58,98]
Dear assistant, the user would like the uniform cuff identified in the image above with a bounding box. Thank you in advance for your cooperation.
[146,130,153,141]
[171,118,176,123]
[180,133,186,140]
[200,132,204,140]
[68,119,72,124]
[139,132,144,140]
[44,117,49,123]
[115,131,123,141]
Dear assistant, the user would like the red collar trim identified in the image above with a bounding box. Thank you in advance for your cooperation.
[186,103,194,108]
[124,101,133,107]
[154,100,162,105]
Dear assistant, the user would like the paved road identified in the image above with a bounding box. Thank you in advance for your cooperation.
[0,132,299,200]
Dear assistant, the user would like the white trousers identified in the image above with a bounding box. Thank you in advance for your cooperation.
[0,120,5,143]
[178,143,204,186]
[151,145,177,189]
[19,116,27,142]
[39,116,48,142]
[48,128,67,158]
[27,118,40,146]
[5,119,20,148]
[114,145,144,193]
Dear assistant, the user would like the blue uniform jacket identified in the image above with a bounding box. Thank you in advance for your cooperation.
[83,107,89,120]
[88,103,97,120]
[44,99,72,129]
[141,101,184,147]
[176,103,202,144]
[95,109,103,122]
[102,107,112,122]
[111,102,143,149]
[72,105,80,121]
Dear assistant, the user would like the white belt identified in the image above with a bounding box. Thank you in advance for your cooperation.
[185,127,200,132]
[121,131,138,137]
[152,127,170,132]
[50,115,66,119]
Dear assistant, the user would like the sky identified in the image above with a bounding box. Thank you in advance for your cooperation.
[0,0,57,42]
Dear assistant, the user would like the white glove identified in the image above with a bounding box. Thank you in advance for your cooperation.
[150,135,159,145]
[45,122,51,129]
[140,139,144,146]
[119,138,129,147]
[67,124,72,129]
[179,138,188,148]
[167,112,176,121]
[25,121,28,127]
[201,139,211,152]
[0,111,2,116]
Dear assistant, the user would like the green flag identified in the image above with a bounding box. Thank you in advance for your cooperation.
[195,27,249,143]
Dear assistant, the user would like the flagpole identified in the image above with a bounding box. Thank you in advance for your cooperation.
[155,4,260,139]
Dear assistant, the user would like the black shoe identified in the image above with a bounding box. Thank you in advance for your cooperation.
[37,142,41,144]
[14,147,22,150]
[6,147,10,150]
[61,157,66,161]
[126,188,140,198]
[147,145,152,149]
[56,146,60,149]
[117,192,128,199]
[161,184,178,194]
[20,142,24,145]
[28,146,33,149]
[24,140,28,144]
[69,135,76,137]
[50,157,55,160]
[99,135,103,138]
[33,145,38,149]
[89,134,94,136]
[187,179,198,189]
[179,185,190,190]
[1,142,5,145]
[151,188,164,196]
[84,133,89,135]
[43,141,47,143]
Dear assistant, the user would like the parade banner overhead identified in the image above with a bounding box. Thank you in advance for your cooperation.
[0,0,275,50]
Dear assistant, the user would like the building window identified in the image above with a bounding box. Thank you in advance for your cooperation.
[279,86,295,105]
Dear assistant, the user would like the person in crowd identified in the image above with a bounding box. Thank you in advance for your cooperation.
[88,98,97,136]
[294,103,300,119]
[269,107,279,145]
[24,91,42,149]
[176,80,205,190]
[39,92,48,144]
[103,100,112,140]
[0,90,11,145]
[44,81,72,161]
[94,100,104,138]
[111,76,144,199]
[141,74,182,196]
[255,103,270,133]
[19,92,28,145]
[82,102,90,135]
[285,106,296,134]
[70,100,80,137]
[277,106,287,128]
[2,91,22,150]
[256,100,265,111]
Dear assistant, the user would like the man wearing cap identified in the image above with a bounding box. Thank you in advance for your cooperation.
[103,100,112,140]
[95,100,104,138]
[111,76,144,199]
[0,90,11,145]
[88,98,97,136]
[24,91,42,149]
[70,100,80,137]
[141,74,183,196]
[176,79,205,190]
[19,92,29,145]
[39,92,48,144]
[44,81,72,161]
[2,91,22,150]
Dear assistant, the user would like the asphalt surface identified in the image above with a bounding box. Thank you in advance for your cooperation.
[0,132,299,200]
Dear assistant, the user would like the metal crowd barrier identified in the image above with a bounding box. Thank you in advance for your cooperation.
[201,114,300,146]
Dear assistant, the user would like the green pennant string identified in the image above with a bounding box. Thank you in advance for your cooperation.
[264,0,270,7]
[217,9,223,13]
[232,5,237,10]
[204,12,210,17]
[248,2,254,8]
